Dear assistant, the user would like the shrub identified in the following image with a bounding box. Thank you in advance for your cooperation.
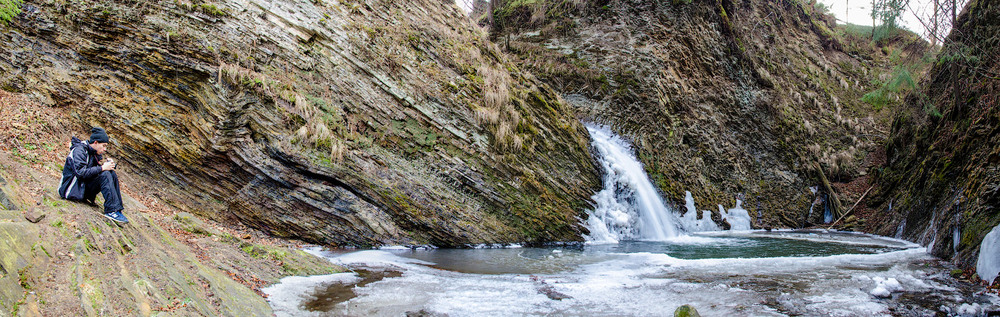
[813,2,830,15]
[1,0,23,25]
[862,66,916,110]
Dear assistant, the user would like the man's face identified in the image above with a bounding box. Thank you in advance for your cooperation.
[91,142,108,155]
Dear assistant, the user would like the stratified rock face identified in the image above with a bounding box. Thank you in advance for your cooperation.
[874,0,1000,268]
[0,0,600,246]
[497,0,913,227]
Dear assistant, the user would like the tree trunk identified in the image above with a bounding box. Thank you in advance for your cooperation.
[872,0,877,39]
[815,162,844,220]
[932,0,939,46]
[488,0,495,30]
[952,0,960,118]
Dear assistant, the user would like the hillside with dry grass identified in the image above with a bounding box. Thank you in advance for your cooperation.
[0,91,341,316]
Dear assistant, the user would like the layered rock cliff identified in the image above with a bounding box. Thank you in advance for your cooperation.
[0,0,601,246]
[489,0,928,228]
[867,0,1000,275]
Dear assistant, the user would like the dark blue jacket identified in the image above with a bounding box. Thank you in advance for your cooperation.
[58,137,103,200]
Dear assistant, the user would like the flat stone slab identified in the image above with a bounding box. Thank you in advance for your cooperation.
[23,207,45,223]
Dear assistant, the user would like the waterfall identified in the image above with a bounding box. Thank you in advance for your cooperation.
[583,124,680,243]
[582,124,755,243]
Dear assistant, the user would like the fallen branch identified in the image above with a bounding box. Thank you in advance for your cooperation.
[828,184,876,230]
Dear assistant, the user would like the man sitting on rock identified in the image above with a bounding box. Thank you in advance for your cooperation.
[57,127,129,223]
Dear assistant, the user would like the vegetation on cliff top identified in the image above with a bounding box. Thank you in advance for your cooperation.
[0,0,21,25]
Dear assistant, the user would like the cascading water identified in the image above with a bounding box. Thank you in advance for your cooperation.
[583,124,752,242]
[584,124,681,242]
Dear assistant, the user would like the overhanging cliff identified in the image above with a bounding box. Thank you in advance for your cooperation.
[0,0,601,246]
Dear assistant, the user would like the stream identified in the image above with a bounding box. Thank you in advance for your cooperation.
[264,124,999,316]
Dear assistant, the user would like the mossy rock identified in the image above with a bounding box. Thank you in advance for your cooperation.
[674,304,701,317]
[174,212,215,236]
[0,222,38,315]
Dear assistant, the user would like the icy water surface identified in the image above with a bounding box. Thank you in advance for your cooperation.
[265,231,1000,316]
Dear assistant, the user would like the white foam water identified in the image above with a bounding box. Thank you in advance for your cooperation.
[584,124,680,242]
[583,124,753,241]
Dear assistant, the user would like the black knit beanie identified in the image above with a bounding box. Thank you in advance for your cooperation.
[89,127,110,143]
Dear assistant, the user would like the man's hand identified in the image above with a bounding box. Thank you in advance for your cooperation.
[102,160,116,171]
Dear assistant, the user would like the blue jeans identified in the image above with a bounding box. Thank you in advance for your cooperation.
[83,170,124,213]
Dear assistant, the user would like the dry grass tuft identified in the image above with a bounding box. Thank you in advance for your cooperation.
[330,138,345,162]
[479,64,511,113]
[219,62,272,97]
[809,144,859,179]
[292,93,320,121]
[495,122,513,147]
[803,119,816,135]
[474,106,500,125]
[474,63,529,152]
[219,62,343,162]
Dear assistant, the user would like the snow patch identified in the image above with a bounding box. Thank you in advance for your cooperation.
[263,273,360,317]
[723,199,752,231]
[869,276,903,298]
[380,245,412,250]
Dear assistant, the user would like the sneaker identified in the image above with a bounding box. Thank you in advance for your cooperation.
[103,210,129,224]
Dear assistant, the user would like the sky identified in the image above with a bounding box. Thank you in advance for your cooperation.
[452,0,947,40]
[455,0,474,13]
[816,0,946,39]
